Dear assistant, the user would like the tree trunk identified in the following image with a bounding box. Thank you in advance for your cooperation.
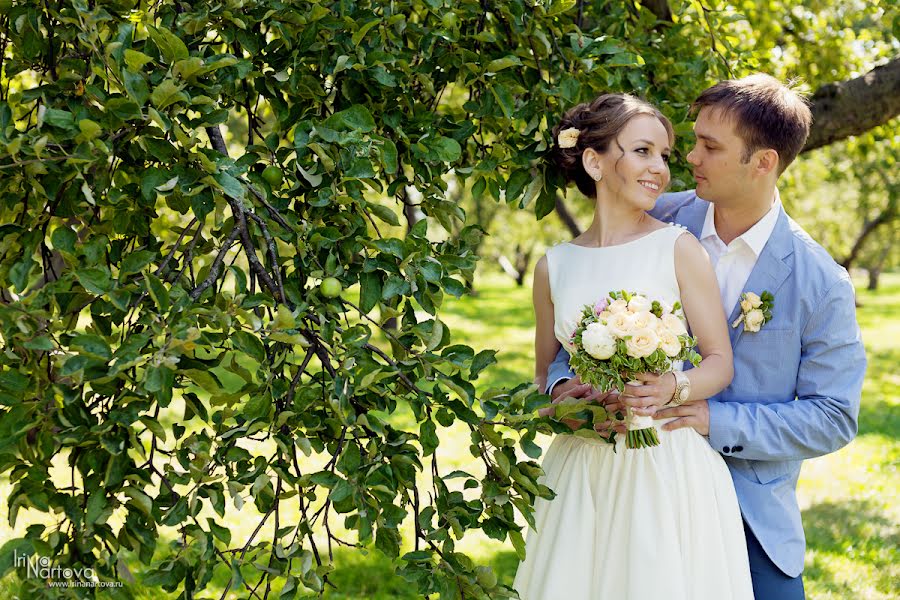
[866,235,894,291]
[555,192,582,237]
[514,244,534,287]
[803,58,900,153]
[840,206,895,270]
[642,0,673,22]
[867,269,880,291]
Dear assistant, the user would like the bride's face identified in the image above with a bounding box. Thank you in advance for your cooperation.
[596,115,672,210]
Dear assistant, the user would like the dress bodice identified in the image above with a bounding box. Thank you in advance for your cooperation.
[546,224,689,350]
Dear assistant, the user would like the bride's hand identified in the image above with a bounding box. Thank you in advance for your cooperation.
[621,372,676,416]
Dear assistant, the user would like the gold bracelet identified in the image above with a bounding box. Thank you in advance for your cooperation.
[671,370,691,405]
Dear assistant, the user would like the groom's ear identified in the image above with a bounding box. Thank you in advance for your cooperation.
[754,148,780,177]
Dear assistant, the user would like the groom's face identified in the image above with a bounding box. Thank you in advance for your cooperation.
[686,107,752,204]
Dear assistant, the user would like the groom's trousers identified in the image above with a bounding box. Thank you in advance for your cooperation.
[744,520,805,600]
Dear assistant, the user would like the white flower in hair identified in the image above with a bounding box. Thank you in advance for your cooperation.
[557,127,580,148]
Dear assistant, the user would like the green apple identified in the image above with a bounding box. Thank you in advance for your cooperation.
[320,277,342,298]
[262,165,283,187]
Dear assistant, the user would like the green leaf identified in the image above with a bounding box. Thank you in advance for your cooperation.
[505,169,531,203]
[429,136,462,163]
[124,49,154,71]
[43,108,76,129]
[232,331,266,363]
[139,416,167,441]
[485,55,521,72]
[368,203,399,226]
[78,119,103,140]
[419,419,439,455]
[107,98,142,121]
[51,227,77,253]
[76,267,113,294]
[183,369,222,394]
[145,272,169,313]
[120,250,156,276]
[490,85,515,119]
[380,138,398,173]
[0,370,29,392]
[359,271,382,313]
[150,78,185,109]
[72,334,112,360]
[520,172,544,208]
[207,518,232,545]
[470,350,497,379]
[0,538,34,579]
[124,70,150,105]
[441,277,466,298]
[352,19,381,46]
[123,487,153,518]
[214,171,246,200]
[324,105,376,132]
[148,25,190,63]
[173,57,205,80]
[509,529,526,560]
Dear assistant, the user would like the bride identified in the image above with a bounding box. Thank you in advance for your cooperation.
[513,93,753,599]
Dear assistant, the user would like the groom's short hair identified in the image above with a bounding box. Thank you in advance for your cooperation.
[692,74,812,175]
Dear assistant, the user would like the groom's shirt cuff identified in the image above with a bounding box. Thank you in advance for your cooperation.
[546,377,570,396]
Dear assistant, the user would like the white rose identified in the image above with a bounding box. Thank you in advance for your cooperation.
[662,313,688,337]
[744,308,765,332]
[608,299,628,314]
[627,295,651,313]
[581,323,617,360]
[631,310,658,331]
[658,300,673,316]
[557,127,580,149]
[607,312,634,338]
[740,298,753,313]
[659,329,682,358]
[596,310,612,322]
[745,292,763,308]
[625,328,659,359]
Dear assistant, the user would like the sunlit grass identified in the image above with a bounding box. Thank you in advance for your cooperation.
[2,272,897,598]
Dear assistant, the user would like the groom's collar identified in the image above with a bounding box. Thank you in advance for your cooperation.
[699,191,782,257]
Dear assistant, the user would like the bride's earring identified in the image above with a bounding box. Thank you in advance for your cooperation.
[594,173,603,182]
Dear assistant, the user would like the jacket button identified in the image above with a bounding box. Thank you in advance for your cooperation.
[733,445,744,452]
[722,446,731,453]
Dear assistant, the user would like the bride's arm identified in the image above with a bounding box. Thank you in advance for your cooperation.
[532,255,561,397]
[623,232,733,413]
[673,233,734,400]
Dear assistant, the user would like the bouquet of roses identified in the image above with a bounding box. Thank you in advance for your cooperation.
[566,290,701,449]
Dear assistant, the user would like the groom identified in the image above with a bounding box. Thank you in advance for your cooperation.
[545,74,866,599]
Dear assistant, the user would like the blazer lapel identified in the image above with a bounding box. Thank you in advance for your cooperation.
[729,207,795,346]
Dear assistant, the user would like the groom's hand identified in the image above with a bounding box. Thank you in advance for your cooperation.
[655,400,710,436]
[548,376,619,431]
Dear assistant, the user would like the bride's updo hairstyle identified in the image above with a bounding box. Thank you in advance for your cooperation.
[550,93,674,198]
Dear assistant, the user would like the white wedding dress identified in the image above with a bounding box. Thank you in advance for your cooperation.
[513,225,753,600]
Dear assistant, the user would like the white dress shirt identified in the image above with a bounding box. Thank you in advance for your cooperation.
[699,193,781,315]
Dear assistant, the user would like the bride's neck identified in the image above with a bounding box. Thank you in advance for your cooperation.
[581,196,649,246]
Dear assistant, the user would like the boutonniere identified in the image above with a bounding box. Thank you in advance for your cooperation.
[732,291,774,333]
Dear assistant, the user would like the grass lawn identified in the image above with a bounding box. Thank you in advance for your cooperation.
[1,271,897,599]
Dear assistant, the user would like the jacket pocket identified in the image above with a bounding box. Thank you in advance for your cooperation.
[750,459,800,484]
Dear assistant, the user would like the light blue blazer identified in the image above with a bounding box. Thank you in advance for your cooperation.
[547,191,867,577]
